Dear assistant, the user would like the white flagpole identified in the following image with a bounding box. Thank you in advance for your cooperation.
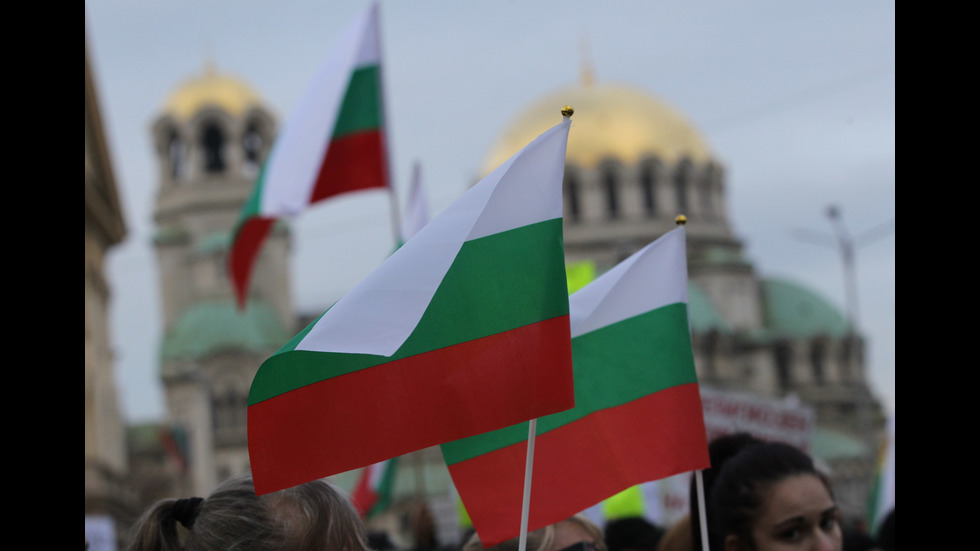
[695,470,710,551]
[518,419,538,551]
[373,1,402,247]
[674,214,710,551]
[518,106,572,551]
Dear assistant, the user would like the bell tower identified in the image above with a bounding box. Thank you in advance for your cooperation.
[150,64,294,495]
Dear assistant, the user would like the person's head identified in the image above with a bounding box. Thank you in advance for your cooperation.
[656,515,692,551]
[690,433,766,551]
[604,516,663,551]
[127,473,369,551]
[367,530,396,551]
[874,509,893,551]
[463,515,606,551]
[704,437,842,551]
[840,527,879,551]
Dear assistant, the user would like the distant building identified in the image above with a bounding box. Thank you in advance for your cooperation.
[85,39,134,549]
[146,64,293,500]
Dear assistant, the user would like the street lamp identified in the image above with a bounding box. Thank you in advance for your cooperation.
[792,205,893,336]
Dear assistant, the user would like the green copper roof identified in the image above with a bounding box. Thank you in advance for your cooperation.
[701,245,751,266]
[161,299,292,360]
[760,277,849,339]
[194,230,231,255]
[810,427,870,460]
[687,282,732,333]
[153,225,190,246]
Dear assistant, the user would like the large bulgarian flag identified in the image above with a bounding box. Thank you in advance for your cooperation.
[229,2,390,307]
[442,227,710,547]
[247,117,576,496]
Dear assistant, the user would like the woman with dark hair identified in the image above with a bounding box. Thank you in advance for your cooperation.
[126,473,370,551]
[692,433,843,551]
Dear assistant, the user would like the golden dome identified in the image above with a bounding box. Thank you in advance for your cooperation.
[162,65,265,120]
[481,81,713,175]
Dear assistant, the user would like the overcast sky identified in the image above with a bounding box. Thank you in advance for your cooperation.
[85,0,895,424]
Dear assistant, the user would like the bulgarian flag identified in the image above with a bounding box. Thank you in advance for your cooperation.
[229,2,390,307]
[866,415,895,533]
[442,227,710,548]
[247,117,576,495]
[352,458,399,518]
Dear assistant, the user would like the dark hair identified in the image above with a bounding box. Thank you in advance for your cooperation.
[690,433,831,551]
[876,509,894,551]
[127,473,369,551]
[604,516,662,551]
[841,527,878,551]
[689,433,763,551]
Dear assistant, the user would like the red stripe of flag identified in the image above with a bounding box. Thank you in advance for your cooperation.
[247,315,572,495]
[229,217,276,309]
[310,130,388,203]
[448,383,709,548]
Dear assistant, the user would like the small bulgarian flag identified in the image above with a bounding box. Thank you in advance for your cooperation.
[442,227,710,548]
[229,2,390,307]
[866,415,895,534]
[352,458,399,518]
[247,117,575,495]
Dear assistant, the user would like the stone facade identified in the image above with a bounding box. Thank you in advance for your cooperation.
[149,67,295,499]
[85,41,136,548]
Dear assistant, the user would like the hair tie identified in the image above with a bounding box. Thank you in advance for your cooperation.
[171,497,204,529]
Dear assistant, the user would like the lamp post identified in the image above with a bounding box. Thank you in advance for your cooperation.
[792,205,893,336]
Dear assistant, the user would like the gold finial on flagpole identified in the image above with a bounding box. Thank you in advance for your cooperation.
[675,214,687,225]
[561,105,575,118]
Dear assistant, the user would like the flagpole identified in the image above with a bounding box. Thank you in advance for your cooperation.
[695,470,710,551]
[374,0,402,246]
[518,105,575,551]
[674,214,710,551]
[518,419,538,551]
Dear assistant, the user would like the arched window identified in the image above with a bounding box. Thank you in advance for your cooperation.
[601,164,619,219]
[212,386,247,446]
[774,342,793,392]
[201,122,226,173]
[674,159,692,215]
[838,335,862,383]
[810,339,826,385]
[703,330,720,379]
[243,120,264,175]
[565,168,582,223]
[700,163,715,220]
[640,160,659,217]
[167,128,185,180]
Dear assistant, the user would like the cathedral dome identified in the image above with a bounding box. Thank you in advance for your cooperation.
[481,80,713,175]
[760,277,850,339]
[162,65,265,120]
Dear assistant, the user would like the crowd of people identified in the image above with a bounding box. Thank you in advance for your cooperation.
[117,433,893,551]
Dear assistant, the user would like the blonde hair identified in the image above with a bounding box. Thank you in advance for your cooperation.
[463,515,606,551]
[127,474,369,551]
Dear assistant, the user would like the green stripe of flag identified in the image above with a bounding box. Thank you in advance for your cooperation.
[331,65,382,138]
[234,162,269,224]
[441,302,696,464]
[249,218,568,405]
